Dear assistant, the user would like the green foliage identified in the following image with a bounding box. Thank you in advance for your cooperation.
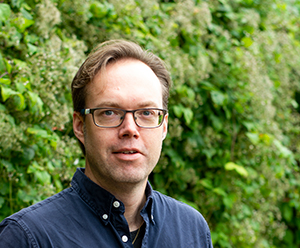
[1,0,300,247]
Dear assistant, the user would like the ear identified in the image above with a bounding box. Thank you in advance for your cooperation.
[162,113,168,140]
[73,111,85,145]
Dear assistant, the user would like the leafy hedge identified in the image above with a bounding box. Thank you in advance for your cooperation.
[0,0,300,247]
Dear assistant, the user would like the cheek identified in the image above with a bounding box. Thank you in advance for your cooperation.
[85,126,106,149]
[145,131,163,152]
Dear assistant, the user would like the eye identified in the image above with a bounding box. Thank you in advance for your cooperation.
[142,110,152,116]
[104,110,114,116]
[95,109,121,118]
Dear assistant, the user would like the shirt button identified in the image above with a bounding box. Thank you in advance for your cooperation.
[102,214,108,220]
[122,235,128,243]
[113,201,120,208]
[151,214,154,220]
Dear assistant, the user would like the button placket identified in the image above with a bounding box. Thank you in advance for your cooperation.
[122,235,128,243]
[113,201,120,208]
[110,200,131,246]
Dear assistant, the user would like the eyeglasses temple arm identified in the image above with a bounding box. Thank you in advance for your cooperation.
[80,109,91,115]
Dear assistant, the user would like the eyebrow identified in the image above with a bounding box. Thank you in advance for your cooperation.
[94,101,160,109]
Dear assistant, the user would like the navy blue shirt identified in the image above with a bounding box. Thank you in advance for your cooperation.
[0,168,213,247]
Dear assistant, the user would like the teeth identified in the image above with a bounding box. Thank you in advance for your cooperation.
[122,151,136,154]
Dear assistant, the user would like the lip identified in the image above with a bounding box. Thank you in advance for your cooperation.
[112,148,142,161]
[113,147,141,153]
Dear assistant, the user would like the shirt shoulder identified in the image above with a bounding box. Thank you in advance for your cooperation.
[7,187,75,223]
[0,187,76,247]
[151,190,213,247]
[152,190,207,220]
[0,218,32,248]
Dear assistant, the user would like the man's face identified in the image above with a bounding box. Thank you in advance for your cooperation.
[74,58,168,188]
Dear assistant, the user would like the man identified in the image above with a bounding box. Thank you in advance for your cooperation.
[0,40,213,247]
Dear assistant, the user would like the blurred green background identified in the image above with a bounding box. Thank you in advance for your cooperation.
[0,0,300,247]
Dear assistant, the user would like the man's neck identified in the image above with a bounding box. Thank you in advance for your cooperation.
[85,167,147,231]
[116,187,146,231]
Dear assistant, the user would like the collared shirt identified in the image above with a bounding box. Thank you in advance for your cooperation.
[0,168,213,248]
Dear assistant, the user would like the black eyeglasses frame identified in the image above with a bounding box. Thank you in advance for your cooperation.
[80,107,168,129]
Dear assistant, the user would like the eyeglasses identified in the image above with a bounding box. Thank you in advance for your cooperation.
[80,107,168,128]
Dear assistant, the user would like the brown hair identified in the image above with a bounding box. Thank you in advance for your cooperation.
[71,40,172,154]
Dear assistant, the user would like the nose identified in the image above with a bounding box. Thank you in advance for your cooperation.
[118,112,140,138]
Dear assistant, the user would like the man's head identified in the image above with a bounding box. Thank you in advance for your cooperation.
[71,40,171,155]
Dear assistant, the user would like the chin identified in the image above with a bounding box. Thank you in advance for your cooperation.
[114,171,149,184]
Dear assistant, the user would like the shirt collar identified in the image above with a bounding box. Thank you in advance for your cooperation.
[142,182,155,224]
[71,168,154,223]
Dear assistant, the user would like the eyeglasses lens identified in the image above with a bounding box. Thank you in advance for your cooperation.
[93,108,164,128]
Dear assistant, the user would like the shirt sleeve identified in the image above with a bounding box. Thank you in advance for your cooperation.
[0,219,31,248]
[207,230,213,247]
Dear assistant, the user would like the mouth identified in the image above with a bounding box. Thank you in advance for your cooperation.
[113,149,141,155]
[120,151,138,154]
[112,148,142,161]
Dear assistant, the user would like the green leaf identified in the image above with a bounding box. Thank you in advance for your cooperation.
[46,161,55,171]
[282,204,293,222]
[291,99,299,109]
[153,173,167,194]
[14,94,26,110]
[241,37,253,48]
[245,132,259,145]
[20,7,33,20]
[49,133,59,149]
[225,162,248,177]
[22,147,35,164]
[54,178,63,192]
[183,107,193,125]
[213,187,227,196]
[12,16,34,32]
[27,91,44,113]
[0,53,5,72]
[27,127,49,139]
[0,159,15,173]
[210,114,222,131]
[28,161,51,185]
[13,59,28,70]
[0,86,26,110]
[223,52,233,64]
[4,58,12,74]
[223,193,236,209]
[0,197,4,208]
[90,2,108,18]
[165,148,185,168]
[211,91,226,106]
[199,178,213,189]
[0,103,6,111]
[202,148,217,160]
[1,86,19,101]
[27,161,42,173]
[0,78,11,85]
[273,139,293,158]
[0,4,11,24]
[11,0,23,8]
[173,104,183,118]
[242,121,255,131]
[35,170,51,185]
[0,181,9,195]
[27,43,38,55]
[200,81,217,91]
[175,85,195,101]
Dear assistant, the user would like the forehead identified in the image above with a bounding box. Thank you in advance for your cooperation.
[86,58,163,108]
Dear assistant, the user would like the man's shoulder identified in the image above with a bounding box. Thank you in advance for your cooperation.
[5,187,74,224]
[152,190,207,220]
[0,187,77,247]
[151,190,212,245]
